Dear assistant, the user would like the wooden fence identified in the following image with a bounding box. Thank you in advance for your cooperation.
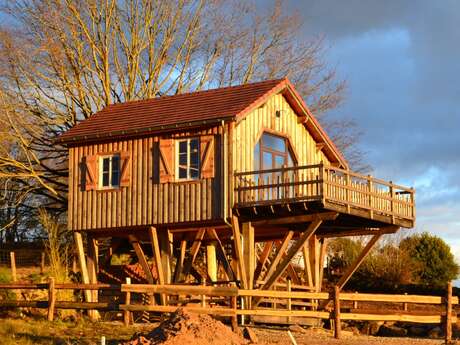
[0,281,455,342]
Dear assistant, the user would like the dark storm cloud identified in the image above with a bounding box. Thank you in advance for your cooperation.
[283,1,460,249]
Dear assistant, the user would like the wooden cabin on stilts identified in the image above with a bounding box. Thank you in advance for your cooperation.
[58,78,415,323]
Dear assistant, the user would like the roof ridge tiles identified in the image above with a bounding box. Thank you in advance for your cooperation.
[104,78,286,110]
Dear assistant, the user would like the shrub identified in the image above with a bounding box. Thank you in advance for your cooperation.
[0,267,15,300]
[400,232,459,288]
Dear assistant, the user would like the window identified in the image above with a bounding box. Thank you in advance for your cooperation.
[99,154,120,188]
[177,138,200,180]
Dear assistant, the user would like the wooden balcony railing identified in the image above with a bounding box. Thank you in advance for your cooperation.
[234,164,415,225]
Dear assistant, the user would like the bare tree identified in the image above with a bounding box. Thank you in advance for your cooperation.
[0,0,356,224]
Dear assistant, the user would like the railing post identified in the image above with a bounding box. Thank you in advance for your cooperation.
[368,175,373,219]
[445,281,452,344]
[47,277,56,321]
[10,252,16,282]
[410,187,415,220]
[333,285,341,339]
[319,162,325,202]
[403,292,408,312]
[124,277,131,326]
[346,173,351,213]
[282,165,286,199]
[390,182,395,223]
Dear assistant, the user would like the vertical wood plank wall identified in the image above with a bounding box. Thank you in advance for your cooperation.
[69,127,223,231]
[233,94,330,172]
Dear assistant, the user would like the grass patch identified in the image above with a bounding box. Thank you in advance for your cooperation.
[0,317,154,344]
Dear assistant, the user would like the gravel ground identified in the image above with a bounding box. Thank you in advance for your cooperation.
[253,327,448,345]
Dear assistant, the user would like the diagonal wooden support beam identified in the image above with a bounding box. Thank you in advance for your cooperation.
[129,235,155,284]
[173,236,187,283]
[336,229,391,290]
[148,227,166,305]
[261,219,323,292]
[254,241,273,283]
[263,231,294,284]
[302,244,313,287]
[181,229,205,282]
[148,227,164,285]
[318,238,328,290]
[207,229,236,281]
[287,263,301,285]
[231,215,248,289]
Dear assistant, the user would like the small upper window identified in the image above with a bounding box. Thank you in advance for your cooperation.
[99,154,120,189]
[177,138,200,180]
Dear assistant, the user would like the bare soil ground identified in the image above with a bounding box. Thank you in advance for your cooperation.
[0,314,453,345]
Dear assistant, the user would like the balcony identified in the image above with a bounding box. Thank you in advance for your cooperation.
[234,164,415,228]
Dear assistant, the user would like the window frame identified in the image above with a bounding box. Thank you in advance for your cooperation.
[98,154,121,189]
[176,137,200,181]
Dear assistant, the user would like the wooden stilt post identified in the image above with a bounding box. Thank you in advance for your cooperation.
[206,242,218,283]
[180,229,205,283]
[86,234,100,320]
[10,252,16,282]
[334,285,341,339]
[242,222,254,290]
[445,281,452,344]
[172,237,187,283]
[231,216,248,289]
[158,229,172,284]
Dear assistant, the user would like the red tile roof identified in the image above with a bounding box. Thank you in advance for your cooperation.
[58,78,284,143]
[58,78,347,168]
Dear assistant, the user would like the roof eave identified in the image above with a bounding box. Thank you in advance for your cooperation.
[56,116,234,146]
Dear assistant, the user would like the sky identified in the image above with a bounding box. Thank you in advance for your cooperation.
[287,1,460,260]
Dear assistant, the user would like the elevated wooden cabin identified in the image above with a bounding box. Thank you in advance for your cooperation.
[58,78,415,308]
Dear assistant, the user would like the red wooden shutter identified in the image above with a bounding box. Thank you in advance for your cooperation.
[200,135,215,178]
[159,139,174,183]
[120,151,131,187]
[84,155,98,191]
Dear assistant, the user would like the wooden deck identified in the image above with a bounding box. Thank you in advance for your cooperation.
[234,164,415,228]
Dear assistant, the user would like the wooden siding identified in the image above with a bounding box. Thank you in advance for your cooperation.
[233,93,330,173]
[68,127,223,231]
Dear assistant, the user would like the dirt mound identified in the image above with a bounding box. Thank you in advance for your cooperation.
[121,308,250,345]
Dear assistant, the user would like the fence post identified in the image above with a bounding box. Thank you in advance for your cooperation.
[287,278,292,324]
[231,282,238,330]
[333,286,341,339]
[47,277,56,321]
[124,277,131,326]
[10,252,16,282]
[40,252,46,274]
[445,281,452,344]
[201,278,206,307]
[353,291,358,309]
[403,293,408,312]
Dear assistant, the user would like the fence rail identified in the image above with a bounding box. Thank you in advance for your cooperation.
[0,280,455,341]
